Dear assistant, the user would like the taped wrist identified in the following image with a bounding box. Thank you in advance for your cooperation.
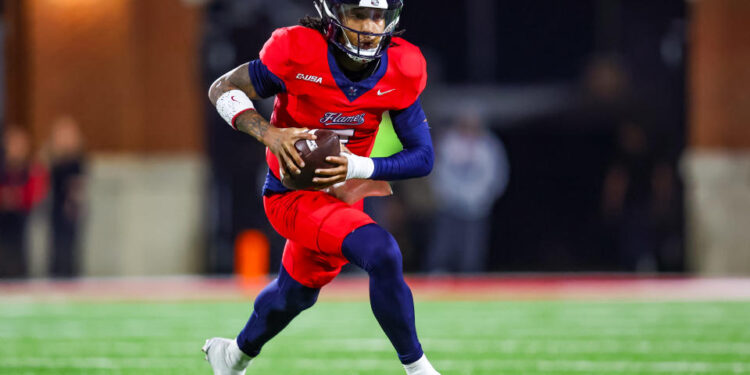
[343,152,374,180]
[216,90,256,129]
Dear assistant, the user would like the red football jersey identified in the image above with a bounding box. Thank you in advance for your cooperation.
[260,26,427,179]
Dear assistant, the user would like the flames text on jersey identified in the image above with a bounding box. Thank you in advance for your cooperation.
[320,112,366,126]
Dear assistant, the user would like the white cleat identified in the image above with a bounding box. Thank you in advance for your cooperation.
[403,354,441,375]
[202,337,252,375]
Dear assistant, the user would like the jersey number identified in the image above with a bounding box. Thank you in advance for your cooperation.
[328,129,355,144]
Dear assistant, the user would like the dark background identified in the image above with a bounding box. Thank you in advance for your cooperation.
[201,0,686,274]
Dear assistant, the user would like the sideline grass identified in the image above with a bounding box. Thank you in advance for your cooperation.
[1,300,749,374]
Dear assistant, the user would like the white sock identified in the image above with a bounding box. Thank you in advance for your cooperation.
[403,354,440,375]
[228,339,253,370]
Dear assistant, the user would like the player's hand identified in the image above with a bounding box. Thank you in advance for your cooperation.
[313,154,348,189]
[313,143,350,189]
[263,127,316,176]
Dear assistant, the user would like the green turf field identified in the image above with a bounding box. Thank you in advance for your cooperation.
[1,300,749,374]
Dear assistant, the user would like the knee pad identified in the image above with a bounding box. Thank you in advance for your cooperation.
[370,236,402,273]
[343,224,402,274]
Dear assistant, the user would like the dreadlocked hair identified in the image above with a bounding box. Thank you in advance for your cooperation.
[299,16,327,33]
[298,15,406,36]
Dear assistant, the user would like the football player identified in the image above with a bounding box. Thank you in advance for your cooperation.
[204,1,439,374]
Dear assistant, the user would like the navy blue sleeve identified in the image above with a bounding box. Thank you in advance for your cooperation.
[247,59,286,99]
[371,98,434,180]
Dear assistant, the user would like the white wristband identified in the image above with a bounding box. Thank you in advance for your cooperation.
[343,152,374,180]
[216,90,255,129]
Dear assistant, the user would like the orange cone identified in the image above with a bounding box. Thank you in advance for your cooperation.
[235,229,270,288]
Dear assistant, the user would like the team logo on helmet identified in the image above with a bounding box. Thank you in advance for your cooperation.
[371,0,380,6]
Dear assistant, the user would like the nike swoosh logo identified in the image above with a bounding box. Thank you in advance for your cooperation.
[377,89,396,96]
[230,96,239,102]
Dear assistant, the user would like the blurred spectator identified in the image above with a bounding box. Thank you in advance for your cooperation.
[577,54,633,124]
[366,178,436,273]
[45,116,86,278]
[398,177,436,272]
[583,55,628,105]
[427,111,510,273]
[0,126,47,278]
[602,121,681,271]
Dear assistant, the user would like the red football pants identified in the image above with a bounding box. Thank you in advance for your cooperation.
[263,190,375,288]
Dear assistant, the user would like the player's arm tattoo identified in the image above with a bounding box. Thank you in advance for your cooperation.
[209,63,314,174]
[234,110,270,142]
[208,62,261,105]
[209,62,274,143]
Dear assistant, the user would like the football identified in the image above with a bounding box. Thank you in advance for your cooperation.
[281,129,341,190]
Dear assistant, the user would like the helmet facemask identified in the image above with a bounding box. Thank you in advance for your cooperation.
[316,1,402,63]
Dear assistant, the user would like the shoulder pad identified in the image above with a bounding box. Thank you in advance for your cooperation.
[259,26,325,79]
[387,38,428,105]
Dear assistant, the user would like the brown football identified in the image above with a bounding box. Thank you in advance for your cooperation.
[281,129,341,190]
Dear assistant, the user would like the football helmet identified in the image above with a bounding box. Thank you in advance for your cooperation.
[314,0,403,63]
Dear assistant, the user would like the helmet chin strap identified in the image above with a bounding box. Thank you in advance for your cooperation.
[348,54,375,64]
[342,39,379,63]
[339,27,379,63]
[332,41,381,78]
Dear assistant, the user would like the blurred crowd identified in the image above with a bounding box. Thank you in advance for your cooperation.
[377,100,682,274]
[0,117,86,279]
